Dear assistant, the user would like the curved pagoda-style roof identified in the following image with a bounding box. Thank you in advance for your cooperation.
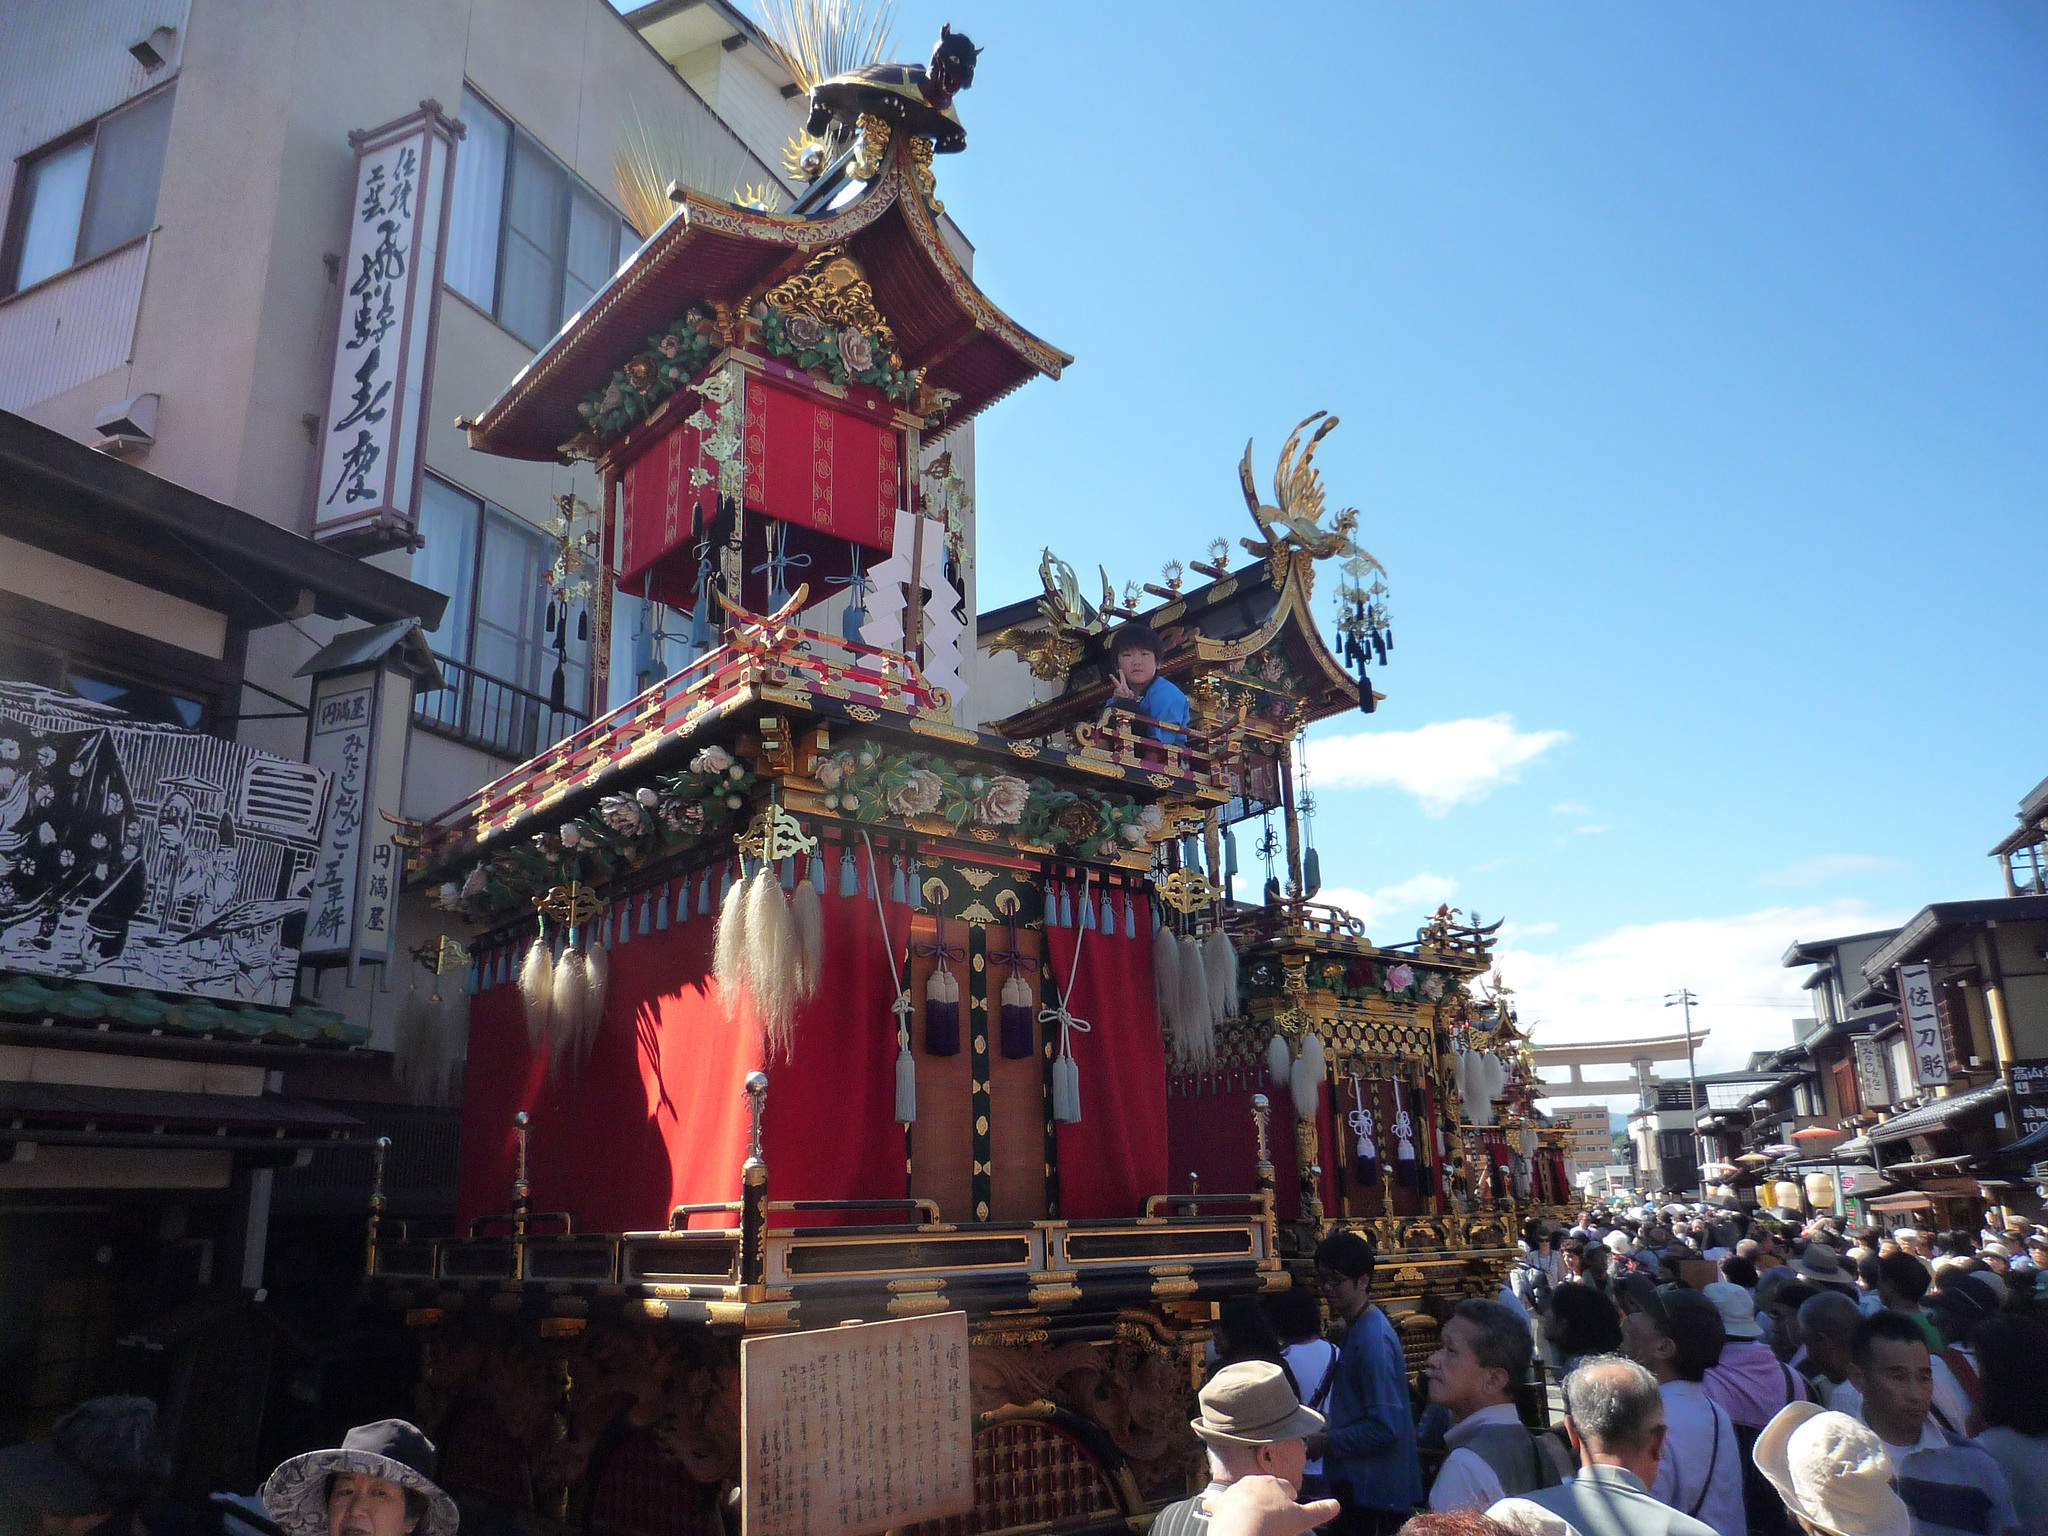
[985,548,1378,742]
[464,147,1070,463]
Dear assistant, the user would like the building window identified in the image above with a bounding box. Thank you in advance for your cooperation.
[445,87,626,349]
[5,86,175,295]
[412,476,588,758]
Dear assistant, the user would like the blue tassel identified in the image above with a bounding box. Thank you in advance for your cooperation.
[809,851,825,890]
[781,856,797,891]
[1124,892,1137,938]
[891,856,907,906]
[465,957,479,995]
[676,876,690,923]
[638,892,651,935]
[718,861,732,902]
[1060,885,1074,929]
[1080,886,1096,929]
[498,946,510,986]
[839,848,858,897]
[614,901,632,946]
[1101,891,1116,931]
[698,868,712,914]
[655,881,670,929]
[601,905,614,947]
[1152,897,1163,935]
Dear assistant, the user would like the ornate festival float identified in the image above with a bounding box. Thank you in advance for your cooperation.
[364,33,1573,1535]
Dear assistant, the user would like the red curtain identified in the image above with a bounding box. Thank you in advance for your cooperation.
[618,421,716,605]
[458,855,915,1235]
[742,375,898,551]
[1043,916,1169,1219]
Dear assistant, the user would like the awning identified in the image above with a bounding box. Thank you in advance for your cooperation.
[0,1081,360,1155]
[1995,1121,2048,1165]
[1863,1193,1934,1214]
[1868,1080,2009,1145]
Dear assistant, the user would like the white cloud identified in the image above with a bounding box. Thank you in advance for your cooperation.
[1492,899,1913,1109]
[1550,800,1592,817]
[1759,854,1903,888]
[1307,714,1570,816]
[1570,824,1612,838]
[1317,872,1459,935]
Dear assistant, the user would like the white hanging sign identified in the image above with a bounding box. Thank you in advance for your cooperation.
[1898,962,1950,1090]
[302,665,408,969]
[314,104,460,550]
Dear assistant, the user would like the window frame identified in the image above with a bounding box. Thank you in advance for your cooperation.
[448,84,627,349]
[2,81,176,299]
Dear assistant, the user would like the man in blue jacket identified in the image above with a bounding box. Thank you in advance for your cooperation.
[1305,1231,1422,1536]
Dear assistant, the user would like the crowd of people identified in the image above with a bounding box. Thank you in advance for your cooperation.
[5,1203,2044,1536]
[1178,1205,2048,1536]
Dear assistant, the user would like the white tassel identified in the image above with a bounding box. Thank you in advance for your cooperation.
[1053,1052,1081,1123]
[519,932,552,1055]
[1268,1033,1292,1089]
[894,1019,918,1123]
[1291,1032,1325,1121]
[549,947,585,1073]
[744,864,799,1057]
[1151,923,1180,1035]
[714,864,751,1009]
[1201,928,1238,1027]
[580,937,609,1066]
[790,876,824,1001]
[1174,934,1215,1069]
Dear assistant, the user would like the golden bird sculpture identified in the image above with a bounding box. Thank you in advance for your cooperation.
[1239,412,1383,570]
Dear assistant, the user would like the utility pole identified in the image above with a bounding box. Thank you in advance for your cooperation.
[1666,989,1705,1204]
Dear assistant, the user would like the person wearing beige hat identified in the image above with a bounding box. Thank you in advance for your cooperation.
[1150,1361,1328,1536]
[1751,1402,1910,1536]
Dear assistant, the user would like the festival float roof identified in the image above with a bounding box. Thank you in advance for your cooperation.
[463,149,1072,464]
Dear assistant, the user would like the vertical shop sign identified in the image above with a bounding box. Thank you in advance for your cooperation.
[1853,1034,1893,1109]
[315,103,460,550]
[1898,963,1950,1090]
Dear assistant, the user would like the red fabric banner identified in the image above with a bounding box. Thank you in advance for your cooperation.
[1043,917,1169,1220]
[457,858,912,1235]
[743,374,898,552]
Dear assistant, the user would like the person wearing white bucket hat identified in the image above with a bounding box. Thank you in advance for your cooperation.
[1752,1403,1909,1536]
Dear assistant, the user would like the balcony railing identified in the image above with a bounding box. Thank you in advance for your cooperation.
[413,653,588,762]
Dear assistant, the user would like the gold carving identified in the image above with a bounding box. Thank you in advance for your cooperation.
[846,704,881,722]
[960,868,996,889]
[904,133,942,212]
[848,114,891,181]
[1008,742,1041,758]
[763,245,896,350]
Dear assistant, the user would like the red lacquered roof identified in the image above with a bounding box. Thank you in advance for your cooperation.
[464,148,1070,463]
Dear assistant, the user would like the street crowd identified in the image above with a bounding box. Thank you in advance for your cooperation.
[3,1205,2044,1536]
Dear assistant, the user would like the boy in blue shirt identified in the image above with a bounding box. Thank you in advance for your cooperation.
[1107,624,1190,744]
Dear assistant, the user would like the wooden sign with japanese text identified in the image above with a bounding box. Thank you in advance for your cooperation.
[315,104,459,551]
[740,1312,973,1536]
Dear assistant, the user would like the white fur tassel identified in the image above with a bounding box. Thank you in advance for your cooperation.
[580,938,609,1065]
[1174,933,1215,1070]
[519,932,552,1056]
[1151,923,1180,1034]
[1202,928,1238,1027]
[714,865,750,1008]
[1291,1032,1325,1121]
[790,876,824,1002]
[1268,1033,1292,1089]
[549,947,585,1073]
[744,864,799,1057]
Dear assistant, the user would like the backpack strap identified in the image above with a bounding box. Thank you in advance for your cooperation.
[1307,1342,1340,1411]
[1684,1400,1727,1519]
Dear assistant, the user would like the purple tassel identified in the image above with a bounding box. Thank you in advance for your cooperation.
[999,978,1034,1060]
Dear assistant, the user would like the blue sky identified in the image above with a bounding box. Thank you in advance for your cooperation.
[738,5,2048,1083]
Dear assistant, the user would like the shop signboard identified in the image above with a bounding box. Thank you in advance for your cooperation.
[2010,1058,2048,1136]
[1898,963,1950,1089]
[0,683,329,1005]
[1854,1034,1893,1109]
[314,104,459,551]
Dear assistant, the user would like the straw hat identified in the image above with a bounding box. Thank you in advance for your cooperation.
[1704,1281,1764,1340]
[1190,1362,1326,1449]
[262,1421,458,1536]
[1753,1403,1909,1536]
[1794,1243,1855,1288]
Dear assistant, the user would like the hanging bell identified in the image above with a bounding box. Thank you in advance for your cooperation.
[577,607,589,641]
[1303,847,1322,898]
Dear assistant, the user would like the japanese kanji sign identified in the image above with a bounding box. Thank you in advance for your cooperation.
[1898,963,1950,1090]
[1853,1034,1893,1109]
[740,1311,974,1536]
[301,664,408,969]
[315,105,459,549]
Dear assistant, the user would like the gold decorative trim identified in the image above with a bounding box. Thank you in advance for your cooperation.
[762,245,897,350]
